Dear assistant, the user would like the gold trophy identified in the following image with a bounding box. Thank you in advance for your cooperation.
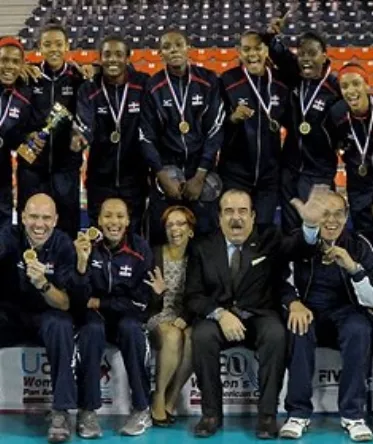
[17,102,73,163]
[23,249,37,264]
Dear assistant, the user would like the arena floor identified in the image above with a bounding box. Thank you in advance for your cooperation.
[0,414,361,443]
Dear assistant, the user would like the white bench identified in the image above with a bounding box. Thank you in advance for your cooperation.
[0,346,364,415]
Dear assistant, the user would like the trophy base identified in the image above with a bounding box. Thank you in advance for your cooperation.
[17,144,37,164]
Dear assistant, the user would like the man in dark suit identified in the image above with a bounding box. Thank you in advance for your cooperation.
[185,187,329,439]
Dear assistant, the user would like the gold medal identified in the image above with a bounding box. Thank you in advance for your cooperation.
[269,119,280,132]
[299,121,311,135]
[87,227,103,242]
[110,131,121,144]
[358,164,368,177]
[23,249,37,263]
[179,120,190,134]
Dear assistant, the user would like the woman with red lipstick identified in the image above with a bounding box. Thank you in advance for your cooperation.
[324,63,373,243]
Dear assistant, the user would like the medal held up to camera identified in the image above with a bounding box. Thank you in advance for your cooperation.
[17,102,73,164]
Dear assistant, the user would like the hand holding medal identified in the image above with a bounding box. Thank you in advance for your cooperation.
[23,249,37,264]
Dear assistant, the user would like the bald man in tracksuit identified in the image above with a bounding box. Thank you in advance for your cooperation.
[17,60,84,238]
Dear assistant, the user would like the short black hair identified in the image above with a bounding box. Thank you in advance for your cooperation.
[39,21,68,42]
[160,28,190,47]
[99,35,130,57]
[298,31,327,52]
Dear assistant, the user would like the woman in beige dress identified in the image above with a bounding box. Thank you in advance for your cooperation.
[145,205,196,426]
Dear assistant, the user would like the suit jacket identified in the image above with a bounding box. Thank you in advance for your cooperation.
[147,245,194,324]
[185,226,314,318]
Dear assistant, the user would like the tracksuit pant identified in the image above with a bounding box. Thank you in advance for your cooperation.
[285,305,372,419]
[0,308,77,410]
[76,311,151,411]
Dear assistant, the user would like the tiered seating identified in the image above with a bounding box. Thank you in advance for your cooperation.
[18,0,373,50]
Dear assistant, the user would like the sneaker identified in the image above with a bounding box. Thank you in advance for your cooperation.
[77,410,103,439]
[119,408,152,436]
[341,418,373,442]
[48,410,71,443]
[279,417,311,439]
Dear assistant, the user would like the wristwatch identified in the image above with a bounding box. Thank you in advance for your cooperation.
[40,281,51,294]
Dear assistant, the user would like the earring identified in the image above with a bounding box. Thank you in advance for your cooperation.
[189,231,194,238]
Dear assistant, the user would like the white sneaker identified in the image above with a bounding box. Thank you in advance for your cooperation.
[119,408,152,436]
[279,417,311,439]
[341,418,373,442]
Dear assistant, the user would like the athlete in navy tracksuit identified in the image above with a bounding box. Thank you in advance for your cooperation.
[17,28,85,239]
[263,30,340,233]
[0,193,77,443]
[0,38,32,228]
[279,191,373,439]
[72,197,153,436]
[324,64,373,244]
[219,31,289,229]
[74,36,149,234]
[139,31,224,244]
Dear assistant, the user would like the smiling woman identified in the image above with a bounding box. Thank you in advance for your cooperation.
[0,38,24,86]
[146,205,196,426]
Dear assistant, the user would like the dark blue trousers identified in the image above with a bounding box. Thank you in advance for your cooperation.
[0,308,77,410]
[285,305,372,419]
[280,168,335,234]
[77,312,151,411]
[147,187,219,245]
[347,185,373,245]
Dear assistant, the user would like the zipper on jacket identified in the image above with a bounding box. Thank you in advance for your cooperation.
[179,78,188,163]
[48,80,55,174]
[107,256,113,294]
[303,257,314,301]
[253,77,261,186]
[115,85,121,187]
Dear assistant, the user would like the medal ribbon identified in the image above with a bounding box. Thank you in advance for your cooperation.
[347,97,373,166]
[300,66,331,120]
[40,61,68,81]
[242,66,274,121]
[0,90,13,129]
[101,78,129,131]
[164,67,191,122]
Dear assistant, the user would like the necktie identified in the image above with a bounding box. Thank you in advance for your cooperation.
[230,246,241,280]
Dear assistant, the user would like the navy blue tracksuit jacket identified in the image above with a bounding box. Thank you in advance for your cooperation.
[17,61,85,237]
[263,34,341,232]
[71,233,153,411]
[76,69,149,230]
[0,81,31,227]
[280,230,373,419]
[324,98,373,243]
[139,64,224,178]
[219,64,289,226]
[0,226,78,410]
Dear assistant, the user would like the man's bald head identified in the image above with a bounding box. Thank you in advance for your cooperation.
[22,193,58,247]
[24,193,57,214]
